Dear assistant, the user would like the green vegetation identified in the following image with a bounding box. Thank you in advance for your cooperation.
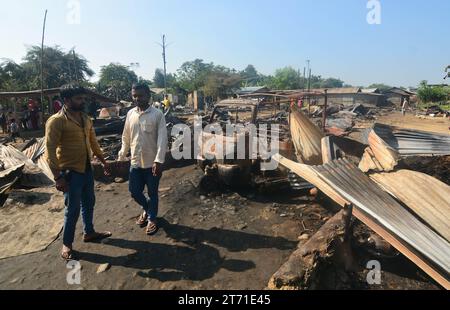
[0,44,357,102]
[417,81,449,104]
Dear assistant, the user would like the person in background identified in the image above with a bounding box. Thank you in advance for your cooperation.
[118,84,168,236]
[88,100,98,121]
[163,95,171,112]
[20,105,29,131]
[6,111,13,133]
[0,111,7,134]
[29,99,39,130]
[402,98,410,116]
[290,98,295,108]
[9,118,19,142]
[45,83,112,261]
[53,96,63,114]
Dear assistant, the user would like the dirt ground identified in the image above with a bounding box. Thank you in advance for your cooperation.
[353,110,450,135]
[0,111,447,290]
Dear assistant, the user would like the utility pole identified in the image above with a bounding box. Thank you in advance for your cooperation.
[40,9,48,117]
[303,67,306,90]
[307,68,312,116]
[158,35,168,96]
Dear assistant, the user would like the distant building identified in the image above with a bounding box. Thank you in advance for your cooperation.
[236,86,270,96]
[306,87,385,107]
[383,87,415,107]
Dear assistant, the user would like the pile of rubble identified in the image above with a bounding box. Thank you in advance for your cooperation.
[268,106,450,290]
[0,138,66,260]
[309,103,381,136]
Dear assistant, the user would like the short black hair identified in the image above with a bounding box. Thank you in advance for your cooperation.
[132,83,151,95]
[60,83,88,100]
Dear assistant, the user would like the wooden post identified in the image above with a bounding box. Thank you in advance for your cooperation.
[48,95,53,115]
[322,89,328,133]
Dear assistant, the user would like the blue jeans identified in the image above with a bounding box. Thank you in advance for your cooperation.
[129,167,161,221]
[63,168,96,246]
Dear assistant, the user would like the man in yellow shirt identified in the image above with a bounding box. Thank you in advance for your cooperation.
[162,95,171,112]
[45,83,112,261]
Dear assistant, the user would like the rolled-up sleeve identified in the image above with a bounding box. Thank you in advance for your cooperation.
[118,113,131,161]
[154,114,168,164]
[45,117,63,171]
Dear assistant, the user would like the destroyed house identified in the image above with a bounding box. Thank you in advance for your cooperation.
[236,86,270,96]
[305,87,385,107]
[383,87,415,107]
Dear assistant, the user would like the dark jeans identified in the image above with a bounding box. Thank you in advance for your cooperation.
[63,167,96,246]
[129,167,161,221]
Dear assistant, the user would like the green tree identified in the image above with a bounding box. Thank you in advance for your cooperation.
[22,45,94,89]
[268,67,301,90]
[0,46,94,92]
[97,63,138,101]
[320,78,344,88]
[176,59,214,92]
[240,65,261,86]
[0,59,28,91]
[417,81,448,104]
[152,68,177,89]
[203,67,241,99]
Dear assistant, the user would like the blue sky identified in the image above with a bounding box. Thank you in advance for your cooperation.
[0,0,448,87]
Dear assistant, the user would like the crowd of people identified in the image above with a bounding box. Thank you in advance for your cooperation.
[0,96,70,141]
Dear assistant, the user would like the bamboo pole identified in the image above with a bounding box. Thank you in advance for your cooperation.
[40,9,48,125]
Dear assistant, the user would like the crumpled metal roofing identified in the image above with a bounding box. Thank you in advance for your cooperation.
[273,153,450,285]
[313,159,450,276]
[372,123,450,156]
[22,138,46,162]
[289,106,324,165]
[370,170,450,242]
[0,164,24,195]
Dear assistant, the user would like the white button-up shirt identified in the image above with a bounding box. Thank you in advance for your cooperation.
[118,106,168,168]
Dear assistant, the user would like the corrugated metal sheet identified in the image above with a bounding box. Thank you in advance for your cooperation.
[359,127,400,172]
[23,138,46,162]
[0,164,24,195]
[370,170,450,242]
[361,88,380,94]
[273,153,450,285]
[22,138,53,183]
[373,123,450,156]
[289,106,324,165]
[0,145,53,187]
[309,87,362,94]
[313,159,450,276]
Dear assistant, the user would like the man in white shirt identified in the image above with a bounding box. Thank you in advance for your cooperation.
[402,98,409,116]
[118,84,168,235]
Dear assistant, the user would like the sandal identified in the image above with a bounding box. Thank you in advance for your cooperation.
[83,231,112,243]
[146,221,158,235]
[136,212,148,227]
[61,249,76,261]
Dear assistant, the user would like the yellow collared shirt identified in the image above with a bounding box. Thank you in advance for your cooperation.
[45,107,103,174]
